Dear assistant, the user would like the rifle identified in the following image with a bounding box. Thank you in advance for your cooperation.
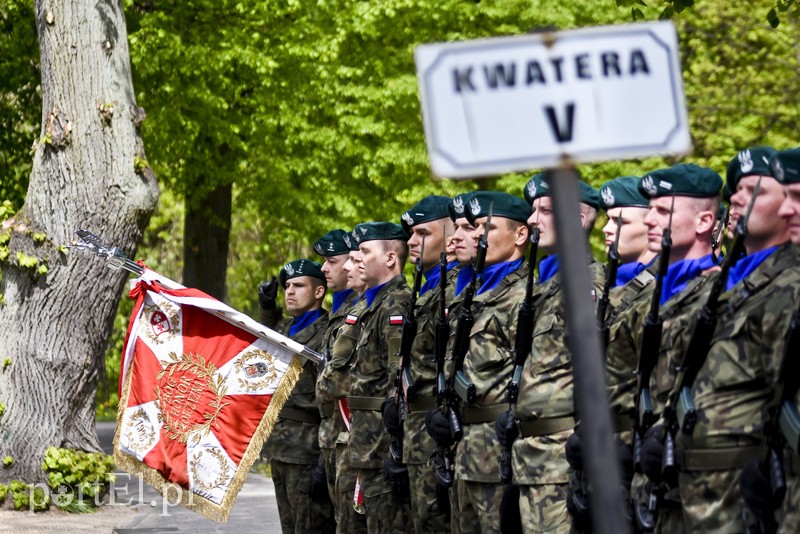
[711,204,730,263]
[433,234,458,488]
[452,204,492,405]
[499,225,539,484]
[597,214,623,346]
[632,196,673,533]
[393,237,425,461]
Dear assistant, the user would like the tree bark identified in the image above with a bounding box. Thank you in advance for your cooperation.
[0,0,158,483]
[182,181,231,301]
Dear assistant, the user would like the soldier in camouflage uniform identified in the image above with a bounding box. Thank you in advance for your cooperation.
[623,164,723,533]
[313,229,360,519]
[258,258,335,533]
[664,147,799,532]
[494,174,604,534]
[563,175,656,530]
[448,192,477,300]
[769,147,800,533]
[339,222,413,533]
[381,195,456,533]
[317,230,368,534]
[427,191,532,533]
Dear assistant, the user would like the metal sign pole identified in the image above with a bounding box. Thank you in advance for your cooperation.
[548,167,628,534]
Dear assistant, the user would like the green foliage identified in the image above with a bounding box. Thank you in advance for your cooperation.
[0,403,5,417]
[2,358,9,369]
[42,446,115,512]
[3,455,13,467]
[0,483,5,505]
[7,480,49,512]
[0,1,39,213]
[14,251,38,268]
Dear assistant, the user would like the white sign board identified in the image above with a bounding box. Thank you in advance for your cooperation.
[415,21,691,179]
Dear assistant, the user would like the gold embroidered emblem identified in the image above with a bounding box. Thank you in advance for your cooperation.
[190,447,232,493]
[123,407,157,454]
[233,349,278,392]
[141,302,180,344]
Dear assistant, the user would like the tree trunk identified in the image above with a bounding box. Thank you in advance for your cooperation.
[182,181,231,301]
[0,0,158,483]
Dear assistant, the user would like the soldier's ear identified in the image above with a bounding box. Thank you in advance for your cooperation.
[514,224,529,247]
[696,209,715,235]
[314,283,326,300]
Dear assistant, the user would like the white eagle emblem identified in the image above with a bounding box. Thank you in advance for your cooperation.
[773,158,785,181]
[527,180,537,199]
[402,212,414,226]
[600,187,615,207]
[453,196,465,214]
[738,150,754,173]
[284,263,295,276]
[314,243,324,255]
[343,234,352,248]
[469,197,481,216]
[642,175,658,196]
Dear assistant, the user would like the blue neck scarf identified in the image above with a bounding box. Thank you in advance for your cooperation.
[538,255,560,284]
[365,280,389,308]
[456,264,474,296]
[419,261,458,296]
[726,246,778,291]
[331,289,353,314]
[661,253,717,305]
[477,258,524,296]
[289,308,324,338]
[616,256,657,287]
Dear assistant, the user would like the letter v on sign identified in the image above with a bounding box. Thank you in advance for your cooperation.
[544,103,575,143]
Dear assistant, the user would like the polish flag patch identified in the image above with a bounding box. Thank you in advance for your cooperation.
[389,315,404,326]
[346,314,359,325]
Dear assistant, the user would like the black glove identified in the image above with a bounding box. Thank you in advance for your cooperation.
[616,439,635,492]
[383,456,411,502]
[382,397,402,438]
[640,424,664,482]
[425,408,454,448]
[494,410,519,449]
[565,431,584,471]
[309,464,329,502]
[258,276,279,310]
[740,460,777,518]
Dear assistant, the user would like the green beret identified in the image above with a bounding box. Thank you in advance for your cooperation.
[726,146,778,191]
[771,148,800,184]
[401,195,451,234]
[448,192,474,221]
[523,173,600,209]
[278,258,326,289]
[313,229,350,257]
[352,222,407,245]
[721,184,732,203]
[464,191,531,225]
[598,176,648,210]
[638,164,722,199]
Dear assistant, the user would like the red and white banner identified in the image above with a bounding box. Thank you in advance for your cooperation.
[114,268,315,522]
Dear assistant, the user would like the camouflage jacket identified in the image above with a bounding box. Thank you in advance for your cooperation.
[316,290,359,450]
[348,275,412,470]
[511,257,606,485]
[677,243,800,450]
[454,265,528,483]
[604,262,658,420]
[261,307,329,464]
[402,264,461,464]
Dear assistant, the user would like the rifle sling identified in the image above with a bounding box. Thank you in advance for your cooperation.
[678,445,760,471]
[318,402,335,418]
[518,416,576,438]
[347,396,385,411]
[280,407,322,425]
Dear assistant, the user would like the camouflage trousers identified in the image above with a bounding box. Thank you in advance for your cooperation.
[519,483,571,533]
[322,446,337,514]
[407,462,450,533]
[358,467,413,534]
[452,478,504,533]
[334,442,367,534]
[779,473,800,533]
[631,473,686,533]
[679,468,744,533]
[270,459,336,533]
